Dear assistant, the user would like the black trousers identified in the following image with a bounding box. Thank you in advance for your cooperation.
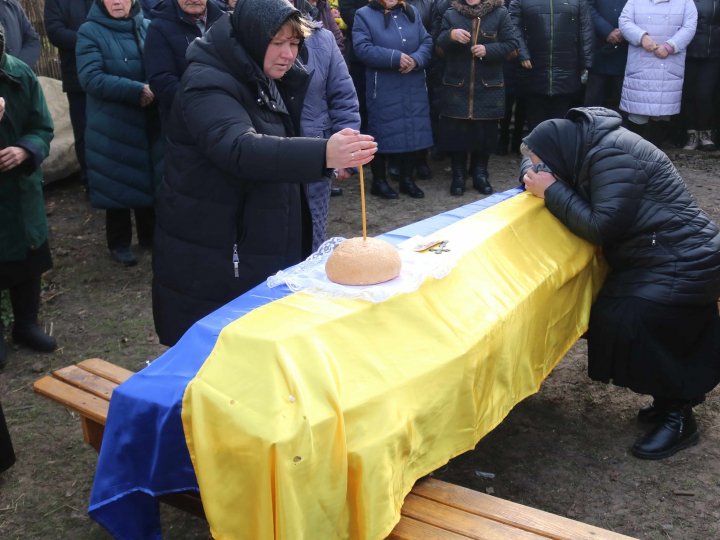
[681,58,720,131]
[0,401,16,473]
[106,207,156,250]
[370,152,418,180]
[348,61,367,132]
[524,93,575,132]
[67,91,87,183]
[584,71,624,110]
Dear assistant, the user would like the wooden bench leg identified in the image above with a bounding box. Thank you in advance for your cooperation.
[81,418,105,453]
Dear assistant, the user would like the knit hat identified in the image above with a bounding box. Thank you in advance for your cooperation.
[231,0,300,68]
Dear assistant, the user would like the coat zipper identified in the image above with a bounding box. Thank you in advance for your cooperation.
[549,0,554,93]
[233,243,239,277]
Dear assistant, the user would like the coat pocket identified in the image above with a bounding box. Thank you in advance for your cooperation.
[442,74,465,87]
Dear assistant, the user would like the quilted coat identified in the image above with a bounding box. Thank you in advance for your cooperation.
[619,0,697,116]
[353,0,434,153]
[76,0,163,209]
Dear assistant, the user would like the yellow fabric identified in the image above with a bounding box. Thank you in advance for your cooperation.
[181,193,607,540]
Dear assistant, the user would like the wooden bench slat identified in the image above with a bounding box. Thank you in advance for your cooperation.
[401,493,546,540]
[33,375,110,425]
[53,365,118,401]
[412,479,636,540]
[77,358,134,385]
[389,515,474,539]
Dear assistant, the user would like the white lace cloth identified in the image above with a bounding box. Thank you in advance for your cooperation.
[266,236,459,302]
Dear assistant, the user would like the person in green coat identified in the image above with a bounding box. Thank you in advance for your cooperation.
[0,22,56,371]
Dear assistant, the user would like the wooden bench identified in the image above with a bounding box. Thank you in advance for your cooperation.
[34,359,637,540]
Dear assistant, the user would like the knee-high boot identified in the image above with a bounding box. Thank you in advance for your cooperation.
[469,152,493,194]
[10,275,57,353]
[450,152,467,196]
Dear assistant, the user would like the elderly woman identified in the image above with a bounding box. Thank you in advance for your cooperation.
[521,106,720,460]
[144,0,225,126]
[0,23,56,369]
[353,0,433,200]
[77,0,163,267]
[152,0,376,346]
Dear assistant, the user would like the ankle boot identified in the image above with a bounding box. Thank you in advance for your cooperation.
[399,177,424,198]
[631,407,699,460]
[370,178,398,199]
[470,154,493,195]
[9,276,57,353]
[450,152,466,196]
[637,400,668,424]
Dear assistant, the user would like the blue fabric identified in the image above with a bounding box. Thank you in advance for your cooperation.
[88,188,521,540]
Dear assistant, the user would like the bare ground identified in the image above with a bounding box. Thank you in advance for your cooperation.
[1,148,720,539]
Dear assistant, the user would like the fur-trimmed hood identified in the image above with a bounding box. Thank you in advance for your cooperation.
[451,0,503,20]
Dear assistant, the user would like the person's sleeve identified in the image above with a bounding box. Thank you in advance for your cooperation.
[666,0,697,52]
[579,0,594,69]
[145,23,181,111]
[409,12,433,69]
[15,72,55,172]
[543,147,647,245]
[483,9,520,60]
[178,73,328,183]
[436,11,465,53]
[76,25,145,104]
[16,5,41,69]
[508,0,530,61]
[588,0,614,40]
[43,0,78,50]
[326,39,361,132]
[618,0,645,46]
[352,11,401,69]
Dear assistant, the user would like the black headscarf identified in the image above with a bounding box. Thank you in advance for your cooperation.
[523,118,583,186]
[231,0,302,68]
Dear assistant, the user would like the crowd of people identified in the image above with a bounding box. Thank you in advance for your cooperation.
[2,0,720,470]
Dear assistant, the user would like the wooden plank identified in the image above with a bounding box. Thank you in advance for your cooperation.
[81,417,105,452]
[388,515,473,539]
[77,358,134,385]
[412,479,637,540]
[401,493,545,540]
[53,365,118,401]
[33,376,110,425]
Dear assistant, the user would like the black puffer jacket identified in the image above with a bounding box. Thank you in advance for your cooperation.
[523,107,720,306]
[687,0,720,59]
[509,0,593,96]
[436,0,518,120]
[153,6,329,346]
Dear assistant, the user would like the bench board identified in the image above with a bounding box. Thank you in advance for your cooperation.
[33,359,638,540]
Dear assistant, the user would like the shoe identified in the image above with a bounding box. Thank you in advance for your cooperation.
[399,177,424,198]
[370,179,398,200]
[472,169,493,195]
[698,130,716,151]
[683,130,698,151]
[637,401,666,424]
[110,247,138,267]
[450,173,465,196]
[631,408,699,460]
[330,187,343,197]
[416,161,433,180]
[12,324,57,353]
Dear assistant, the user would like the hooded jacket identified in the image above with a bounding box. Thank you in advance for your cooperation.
[144,0,224,125]
[522,107,720,306]
[153,1,329,346]
[0,0,40,69]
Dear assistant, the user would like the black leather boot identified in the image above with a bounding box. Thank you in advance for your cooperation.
[399,177,424,198]
[371,178,398,199]
[9,276,57,353]
[631,407,699,460]
[470,153,493,195]
[450,152,466,196]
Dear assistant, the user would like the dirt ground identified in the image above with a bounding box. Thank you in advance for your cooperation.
[1,147,720,539]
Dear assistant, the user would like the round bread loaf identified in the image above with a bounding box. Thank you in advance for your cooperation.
[326,237,401,285]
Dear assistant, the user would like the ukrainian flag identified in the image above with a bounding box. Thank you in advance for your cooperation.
[89,189,606,540]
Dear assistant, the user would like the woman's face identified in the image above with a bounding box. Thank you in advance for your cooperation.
[103,0,133,18]
[465,0,481,5]
[178,0,207,17]
[263,22,301,80]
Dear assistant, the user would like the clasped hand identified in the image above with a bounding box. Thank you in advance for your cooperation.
[523,165,556,199]
[399,53,416,74]
[0,145,30,172]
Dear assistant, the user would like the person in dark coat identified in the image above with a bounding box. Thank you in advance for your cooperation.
[435,0,519,196]
[76,0,163,267]
[0,23,57,369]
[584,0,628,111]
[152,0,376,346]
[0,0,40,69]
[44,0,93,188]
[293,0,346,55]
[144,0,224,127]
[509,0,594,131]
[353,0,433,200]
[339,0,369,129]
[521,106,720,460]
[680,0,720,151]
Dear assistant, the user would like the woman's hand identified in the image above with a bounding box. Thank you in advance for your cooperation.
[471,44,486,58]
[0,146,30,172]
[0,97,5,122]
[399,53,416,74]
[451,29,471,44]
[520,59,532,69]
[140,85,155,107]
[641,33,657,52]
[326,128,378,169]
[522,166,556,199]
[335,168,352,181]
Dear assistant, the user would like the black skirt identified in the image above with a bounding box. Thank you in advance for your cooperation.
[436,117,498,153]
[0,241,52,290]
[0,401,15,473]
[587,293,720,400]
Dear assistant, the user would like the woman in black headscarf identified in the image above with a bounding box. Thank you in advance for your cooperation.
[521,106,720,460]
